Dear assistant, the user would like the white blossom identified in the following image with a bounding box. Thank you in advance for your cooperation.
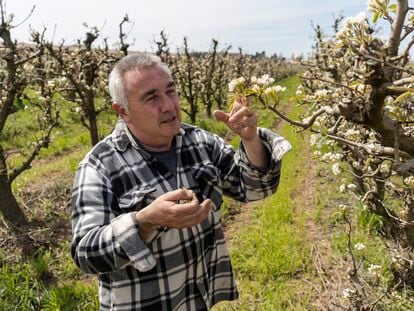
[352,161,362,169]
[310,134,321,146]
[354,243,366,251]
[344,128,361,141]
[347,183,357,190]
[332,163,341,175]
[322,152,343,162]
[354,12,368,24]
[252,84,260,92]
[367,264,381,275]
[368,131,377,142]
[228,77,246,92]
[256,74,275,86]
[342,288,355,298]
[314,89,329,97]
[264,85,286,95]
[380,162,391,174]
[404,176,414,189]
[274,85,286,92]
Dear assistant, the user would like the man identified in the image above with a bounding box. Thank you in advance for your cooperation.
[71,53,291,310]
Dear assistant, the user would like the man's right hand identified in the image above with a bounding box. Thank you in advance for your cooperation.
[135,188,212,240]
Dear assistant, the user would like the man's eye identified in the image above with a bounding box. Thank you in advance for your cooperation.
[167,89,177,96]
[147,95,157,102]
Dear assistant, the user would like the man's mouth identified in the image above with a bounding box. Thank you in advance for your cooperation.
[160,115,177,124]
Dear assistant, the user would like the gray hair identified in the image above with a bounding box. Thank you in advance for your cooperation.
[108,53,172,110]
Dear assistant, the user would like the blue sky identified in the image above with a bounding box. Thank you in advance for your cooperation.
[6,0,369,57]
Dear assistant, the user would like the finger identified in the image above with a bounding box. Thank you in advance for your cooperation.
[174,198,201,216]
[213,109,229,122]
[228,100,244,116]
[176,199,211,219]
[199,199,213,211]
[242,115,257,128]
[229,106,254,123]
[175,199,212,228]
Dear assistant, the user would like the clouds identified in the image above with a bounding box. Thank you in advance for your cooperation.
[5,0,367,56]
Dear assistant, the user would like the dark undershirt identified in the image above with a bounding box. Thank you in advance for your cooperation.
[139,140,178,189]
[147,148,177,177]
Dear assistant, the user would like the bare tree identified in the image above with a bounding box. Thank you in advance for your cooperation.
[174,37,201,124]
[0,1,58,225]
[46,25,119,146]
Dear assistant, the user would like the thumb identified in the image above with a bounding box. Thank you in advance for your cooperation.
[163,188,194,202]
[200,199,213,210]
[213,109,229,122]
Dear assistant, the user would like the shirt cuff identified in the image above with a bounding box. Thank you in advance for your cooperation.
[237,128,292,175]
[111,212,156,272]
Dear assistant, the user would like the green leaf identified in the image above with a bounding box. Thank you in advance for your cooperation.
[393,91,412,105]
[388,4,397,14]
[319,125,328,135]
[334,42,344,49]
[349,81,361,87]
[373,12,379,23]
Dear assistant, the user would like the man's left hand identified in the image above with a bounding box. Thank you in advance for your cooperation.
[213,98,258,141]
[213,98,269,169]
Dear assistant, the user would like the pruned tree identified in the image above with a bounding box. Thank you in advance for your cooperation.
[174,37,201,124]
[118,14,132,56]
[0,1,59,225]
[199,39,219,118]
[211,45,232,111]
[46,24,120,146]
[154,30,175,71]
[199,39,232,117]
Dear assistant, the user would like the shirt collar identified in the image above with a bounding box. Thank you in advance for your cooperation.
[112,118,187,152]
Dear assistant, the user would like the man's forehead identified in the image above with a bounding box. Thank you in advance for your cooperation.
[124,67,172,87]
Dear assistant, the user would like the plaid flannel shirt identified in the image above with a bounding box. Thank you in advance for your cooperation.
[71,119,291,311]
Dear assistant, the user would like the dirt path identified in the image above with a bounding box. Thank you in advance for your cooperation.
[223,104,292,245]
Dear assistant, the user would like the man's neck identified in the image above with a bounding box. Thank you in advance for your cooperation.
[139,141,173,152]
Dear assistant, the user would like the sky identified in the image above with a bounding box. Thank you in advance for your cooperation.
[4,0,369,57]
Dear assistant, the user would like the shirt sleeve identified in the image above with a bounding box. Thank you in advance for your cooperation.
[212,127,292,202]
[71,156,156,274]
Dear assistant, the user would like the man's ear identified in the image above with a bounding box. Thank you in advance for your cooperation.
[112,102,128,119]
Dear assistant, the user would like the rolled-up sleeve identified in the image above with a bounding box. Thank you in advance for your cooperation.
[71,157,156,274]
[211,127,291,202]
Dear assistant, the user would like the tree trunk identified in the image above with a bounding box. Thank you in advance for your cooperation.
[88,110,99,146]
[404,198,414,247]
[0,177,27,225]
[86,90,99,146]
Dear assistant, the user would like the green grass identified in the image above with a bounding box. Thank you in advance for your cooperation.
[6,73,412,310]
[0,241,98,310]
[214,76,318,310]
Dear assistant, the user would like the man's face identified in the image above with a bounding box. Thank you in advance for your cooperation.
[114,66,181,151]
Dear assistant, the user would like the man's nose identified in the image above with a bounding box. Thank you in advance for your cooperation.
[159,94,175,112]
